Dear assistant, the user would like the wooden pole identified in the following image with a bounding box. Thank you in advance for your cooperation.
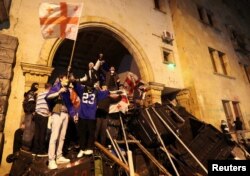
[94,142,140,176]
[67,39,77,76]
[128,135,172,176]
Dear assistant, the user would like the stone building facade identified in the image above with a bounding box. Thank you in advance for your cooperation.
[0,0,184,174]
[0,0,249,174]
[170,0,250,131]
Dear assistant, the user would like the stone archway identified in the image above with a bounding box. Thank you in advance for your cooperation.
[40,16,154,83]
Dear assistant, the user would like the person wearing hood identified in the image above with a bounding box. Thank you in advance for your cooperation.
[72,82,109,158]
[22,82,39,151]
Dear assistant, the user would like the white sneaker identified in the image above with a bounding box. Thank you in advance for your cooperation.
[48,160,57,170]
[56,156,70,164]
[84,149,93,155]
[77,150,85,158]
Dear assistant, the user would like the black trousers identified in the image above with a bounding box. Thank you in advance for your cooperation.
[95,109,108,145]
[78,118,96,150]
[32,113,48,154]
[63,117,78,152]
[22,113,35,150]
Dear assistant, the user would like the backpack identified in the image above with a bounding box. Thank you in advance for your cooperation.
[22,91,36,113]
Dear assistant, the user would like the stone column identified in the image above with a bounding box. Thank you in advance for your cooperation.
[0,34,18,164]
[148,82,165,105]
[21,63,54,91]
[176,87,202,119]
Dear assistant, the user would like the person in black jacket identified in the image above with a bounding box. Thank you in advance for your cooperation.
[95,85,121,145]
[22,82,39,151]
[6,121,25,164]
[105,66,120,91]
[234,117,244,143]
[13,122,25,153]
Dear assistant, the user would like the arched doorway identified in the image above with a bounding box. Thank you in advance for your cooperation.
[39,17,165,104]
[49,27,141,84]
[42,17,154,84]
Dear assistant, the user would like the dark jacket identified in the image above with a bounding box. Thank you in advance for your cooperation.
[105,72,120,90]
[234,118,243,131]
[45,82,76,117]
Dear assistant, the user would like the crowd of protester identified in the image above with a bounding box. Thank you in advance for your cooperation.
[11,54,146,170]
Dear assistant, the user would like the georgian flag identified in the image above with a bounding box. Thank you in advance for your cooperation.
[39,2,83,40]
[123,72,140,97]
[109,90,129,114]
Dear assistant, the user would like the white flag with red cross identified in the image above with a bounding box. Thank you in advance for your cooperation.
[123,72,140,97]
[39,2,83,40]
[109,90,130,114]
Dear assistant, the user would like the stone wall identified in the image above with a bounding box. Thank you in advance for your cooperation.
[0,34,18,162]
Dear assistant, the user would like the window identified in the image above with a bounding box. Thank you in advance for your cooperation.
[197,7,205,21]
[226,26,247,52]
[154,0,160,9]
[197,6,214,27]
[232,101,245,129]
[222,100,234,130]
[154,0,167,13]
[209,48,217,72]
[208,47,229,76]
[222,100,245,131]
[206,12,214,26]
[239,63,250,83]
[162,49,174,65]
[0,0,11,29]
[218,51,227,75]
[232,102,242,119]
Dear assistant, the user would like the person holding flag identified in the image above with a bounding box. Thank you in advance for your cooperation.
[39,2,83,169]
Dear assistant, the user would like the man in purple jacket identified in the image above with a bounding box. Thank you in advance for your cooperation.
[46,74,77,169]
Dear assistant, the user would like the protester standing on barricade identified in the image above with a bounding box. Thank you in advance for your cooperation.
[32,83,51,154]
[45,74,77,169]
[22,82,39,151]
[84,53,104,87]
[95,85,122,146]
[71,77,109,158]
[104,66,120,91]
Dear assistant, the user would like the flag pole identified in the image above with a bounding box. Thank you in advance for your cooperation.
[67,2,83,76]
[67,38,77,76]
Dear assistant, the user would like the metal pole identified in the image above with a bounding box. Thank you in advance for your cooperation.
[106,129,123,162]
[145,108,180,176]
[152,107,208,174]
[166,105,185,123]
[114,139,128,165]
[120,114,135,176]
